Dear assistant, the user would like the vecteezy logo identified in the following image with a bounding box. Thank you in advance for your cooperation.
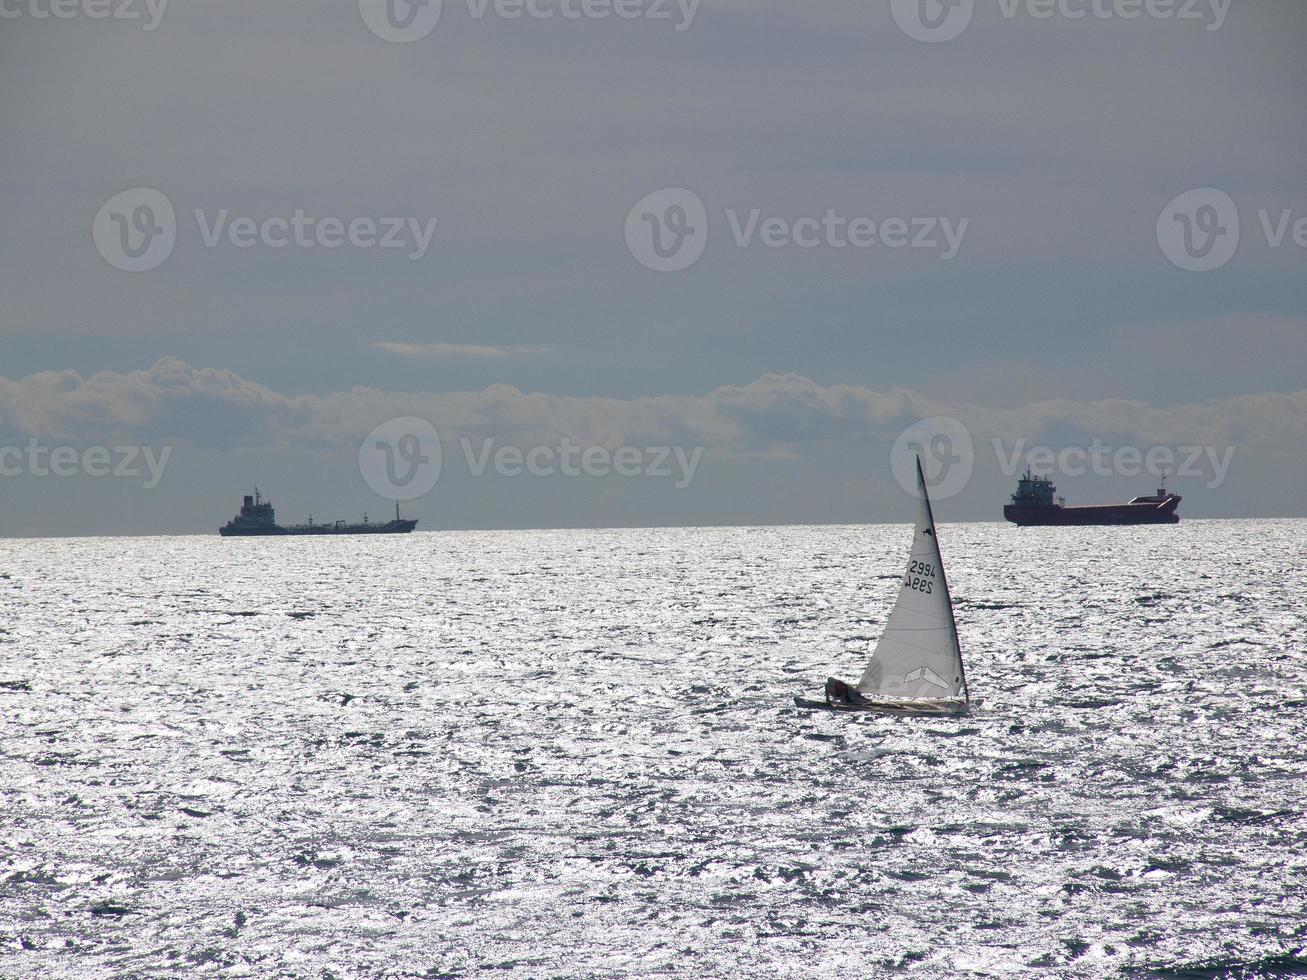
[1156,188,1240,272]
[358,417,442,500]
[624,187,709,273]
[891,416,974,500]
[359,0,442,42]
[890,0,974,43]
[92,188,176,272]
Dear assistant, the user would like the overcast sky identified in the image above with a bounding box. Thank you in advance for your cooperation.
[1,0,1304,535]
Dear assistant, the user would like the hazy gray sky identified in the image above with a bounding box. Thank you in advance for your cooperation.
[1,0,1304,535]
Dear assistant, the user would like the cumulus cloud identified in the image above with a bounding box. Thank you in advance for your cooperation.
[0,360,1303,464]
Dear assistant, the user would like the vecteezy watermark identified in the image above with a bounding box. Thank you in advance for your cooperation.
[1157,187,1307,272]
[359,417,443,500]
[93,187,440,272]
[359,417,703,494]
[889,418,1237,496]
[93,188,177,273]
[891,0,1230,43]
[358,0,443,41]
[993,438,1235,488]
[0,0,169,30]
[625,187,969,272]
[890,417,975,500]
[359,0,698,42]
[192,210,438,260]
[625,188,710,273]
[0,441,172,489]
[891,0,975,42]
[461,438,702,488]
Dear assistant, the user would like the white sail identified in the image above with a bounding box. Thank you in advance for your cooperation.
[858,456,967,702]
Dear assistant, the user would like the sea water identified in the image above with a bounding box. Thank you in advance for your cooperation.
[1,521,1304,976]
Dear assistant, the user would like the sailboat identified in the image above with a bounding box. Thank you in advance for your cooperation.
[797,454,971,716]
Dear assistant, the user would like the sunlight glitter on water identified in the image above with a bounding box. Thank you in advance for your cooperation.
[1,521,1304,976]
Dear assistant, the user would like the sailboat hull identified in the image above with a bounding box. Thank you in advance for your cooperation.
[815,678,969,717]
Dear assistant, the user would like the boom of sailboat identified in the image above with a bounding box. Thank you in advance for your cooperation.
[796,454,972,717]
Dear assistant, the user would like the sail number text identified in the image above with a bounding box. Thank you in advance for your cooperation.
[905,559,936,594]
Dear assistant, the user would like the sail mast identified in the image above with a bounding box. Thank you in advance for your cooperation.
[916,455,967,702]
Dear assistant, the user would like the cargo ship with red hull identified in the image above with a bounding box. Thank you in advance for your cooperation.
[1003,469,1181,526]
[219,490,418,536]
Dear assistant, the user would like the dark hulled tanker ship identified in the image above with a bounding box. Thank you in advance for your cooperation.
[219,490,418,536]
[1003,469,1180,526]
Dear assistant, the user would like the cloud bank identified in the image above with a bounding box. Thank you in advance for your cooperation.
[1,359,1302,461]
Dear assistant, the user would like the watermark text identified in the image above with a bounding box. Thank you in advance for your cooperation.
[891,0,1231,42]
[0,441,171,489]
[0,0,168,30]
[358,0,697,43]
[1157,188,1306,272]
[359,418,705,497]
[461,437,702,488]
[93,188,441,272]
[625,187,970,272]
[994,437,1234,488]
